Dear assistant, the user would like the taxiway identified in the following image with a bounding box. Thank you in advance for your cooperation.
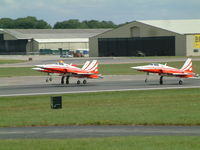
[0,75,200,97]
[0,125,200,139]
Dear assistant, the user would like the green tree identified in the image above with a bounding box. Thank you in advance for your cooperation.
[15,16,51,29]
[15,16,36,28]
[0,16,51,29]
[0,18,15,28]
[54,19,82,29]
[54,19,117,29]
[35,20,51,29]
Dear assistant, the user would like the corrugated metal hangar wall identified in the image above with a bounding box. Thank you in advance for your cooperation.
[0,33,27,54]
[89,21,186,57]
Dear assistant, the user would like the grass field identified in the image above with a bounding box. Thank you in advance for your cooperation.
[0,60,26,64]
[0,67,43,77]
[0,61,200,77]
[0,136,200,150]
[0,88,200,127]
[129,56,200,59]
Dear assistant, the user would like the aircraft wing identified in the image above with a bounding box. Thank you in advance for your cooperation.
[160,69,194,76]
[42,67,67,73]
[75,72,95,75]
[171,73,194,76]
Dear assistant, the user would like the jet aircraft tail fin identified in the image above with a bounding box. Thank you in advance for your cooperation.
[81,61,90,70]
[180,58,193,72]
[83,60,99,74]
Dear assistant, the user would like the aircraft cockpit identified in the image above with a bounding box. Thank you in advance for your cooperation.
[149,63,160,66]
[57,60,65,65]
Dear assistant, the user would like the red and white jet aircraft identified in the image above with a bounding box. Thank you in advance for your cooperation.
[131,58,199,85]
[32,60,102,85]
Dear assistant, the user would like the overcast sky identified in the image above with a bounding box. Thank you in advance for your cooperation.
[0,0,199,25]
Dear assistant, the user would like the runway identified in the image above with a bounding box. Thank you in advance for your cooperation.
[0,125,200,139]
[0,75,200,96]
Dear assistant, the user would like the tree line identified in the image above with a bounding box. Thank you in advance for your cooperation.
[0,16,119,29]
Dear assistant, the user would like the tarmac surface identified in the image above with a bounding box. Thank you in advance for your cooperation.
[0,75,200,96]
[0,126,200,139]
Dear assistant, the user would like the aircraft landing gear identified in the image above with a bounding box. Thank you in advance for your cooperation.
[77,80,81,85]
[46,77,52,82]
[61,76,65,84]
[66,76,70,84]
[76,80,87,85]
[179,80,183,85]
[159,76,163,85]
[145,72,149,83]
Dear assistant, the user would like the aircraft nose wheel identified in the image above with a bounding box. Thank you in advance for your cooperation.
[159,76,163,85]
[179,80,183,85]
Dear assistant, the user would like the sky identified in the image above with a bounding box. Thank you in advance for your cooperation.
[0,0,200,25]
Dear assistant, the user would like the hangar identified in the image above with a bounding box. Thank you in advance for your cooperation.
[0,29,110,55]
[89,19,200,57]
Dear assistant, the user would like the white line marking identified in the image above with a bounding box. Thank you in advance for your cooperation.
[0,85,200,97]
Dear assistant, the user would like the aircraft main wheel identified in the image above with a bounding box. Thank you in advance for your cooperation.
[66,76,70,84]
[46,79,49,82]
[49,78,52,81]
[179,80,183,85]
[77,80,81,85]
[145,79,147,83]
[83,80,87,84]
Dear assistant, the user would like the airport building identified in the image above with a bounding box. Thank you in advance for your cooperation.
[89,19,200,57]
[0,29,110,55]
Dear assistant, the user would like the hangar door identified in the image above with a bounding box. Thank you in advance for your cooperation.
[0,36,27,54]
[98,36,175,56]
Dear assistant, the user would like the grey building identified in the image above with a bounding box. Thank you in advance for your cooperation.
[0,29,111,55]
[89,19,200,57]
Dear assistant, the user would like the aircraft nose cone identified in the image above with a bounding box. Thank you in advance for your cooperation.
[35,65,46,68]
[131,66,141,70]
[32,68,43,71]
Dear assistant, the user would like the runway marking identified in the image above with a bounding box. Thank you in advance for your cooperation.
[0,85,200,97]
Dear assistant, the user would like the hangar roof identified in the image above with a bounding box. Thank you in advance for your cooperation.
[35,38,88,43]
[2,29,111,40]
[139,19,200,35]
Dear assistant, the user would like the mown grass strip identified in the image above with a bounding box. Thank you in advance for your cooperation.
[0,136,200,150]
[0,60,26,64]
[0,88,200,127]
